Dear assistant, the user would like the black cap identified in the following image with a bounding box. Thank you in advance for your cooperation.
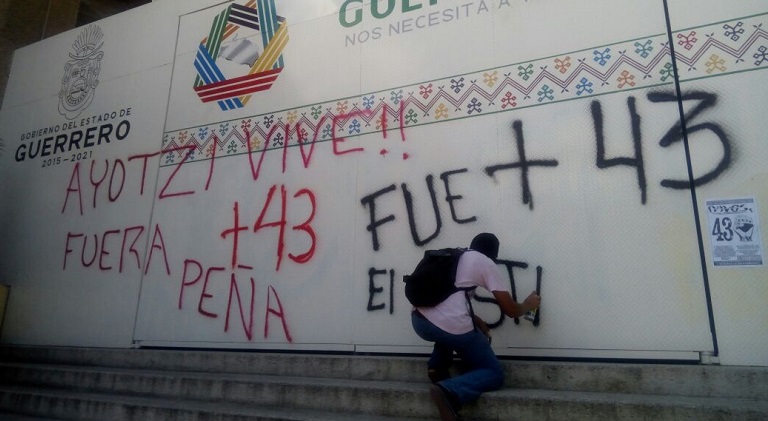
[470,233,499,260]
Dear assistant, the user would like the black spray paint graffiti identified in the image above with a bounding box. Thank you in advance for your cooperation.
[361,90,731,320]
[484,119,559,210]
[648,90,732,189]
[487,90,731,209]
[588,90,731,204]
[474,260,542,328]
[360,169,478,251]
[366,259,544,329]
[592,96,647,204]
[360,90,732,253]
[368,267,395,314]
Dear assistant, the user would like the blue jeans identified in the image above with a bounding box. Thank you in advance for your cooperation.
[411,311,505,405]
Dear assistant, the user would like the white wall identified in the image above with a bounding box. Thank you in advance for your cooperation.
[666,0,768,366]
[0,0,765,366]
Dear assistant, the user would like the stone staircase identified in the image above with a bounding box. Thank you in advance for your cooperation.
[0,346,766,420]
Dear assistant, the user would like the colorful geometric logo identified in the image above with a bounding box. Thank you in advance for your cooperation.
[193,0,288,111]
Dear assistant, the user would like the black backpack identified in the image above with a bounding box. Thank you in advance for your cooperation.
[403,248,475,307]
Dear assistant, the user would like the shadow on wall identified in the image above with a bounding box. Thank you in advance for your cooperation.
[0,0,150,109]
[77,0,152,27]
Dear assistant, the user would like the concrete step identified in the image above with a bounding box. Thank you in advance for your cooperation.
[0,412,66,421]
[0,386,425,421]
[1,383,767,421]
[1,346,767,421]
[0,346,426,382]
[508,360,768,400]
[478,388,768,421]
[7,360,767,419]
[2,346,767,399]
[0,363,434,418]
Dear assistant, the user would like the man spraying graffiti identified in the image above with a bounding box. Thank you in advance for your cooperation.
[409,232,541,421]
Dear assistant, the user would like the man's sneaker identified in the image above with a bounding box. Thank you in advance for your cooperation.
[429,384,462,421]
[427,367,450,384]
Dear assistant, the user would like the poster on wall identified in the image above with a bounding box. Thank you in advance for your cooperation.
[706,197,764,267]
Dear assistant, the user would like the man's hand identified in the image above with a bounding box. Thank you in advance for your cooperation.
[523,291,541,312]
[493,290,541,318]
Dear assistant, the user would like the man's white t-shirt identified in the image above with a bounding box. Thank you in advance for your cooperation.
[416,250,510,335]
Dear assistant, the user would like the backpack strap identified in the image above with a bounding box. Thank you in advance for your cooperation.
[459,286,478,331]
[455,249,479,330]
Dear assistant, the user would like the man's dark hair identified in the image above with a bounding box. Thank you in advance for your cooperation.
[470,233,499,260]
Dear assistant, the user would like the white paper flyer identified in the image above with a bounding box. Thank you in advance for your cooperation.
[706,197,764,267]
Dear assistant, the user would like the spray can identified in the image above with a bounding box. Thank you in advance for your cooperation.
[524,266,542,326]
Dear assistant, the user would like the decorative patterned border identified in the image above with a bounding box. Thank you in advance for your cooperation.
[162,13,768,167]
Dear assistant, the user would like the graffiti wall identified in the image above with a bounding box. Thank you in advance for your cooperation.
[0,0,766,366]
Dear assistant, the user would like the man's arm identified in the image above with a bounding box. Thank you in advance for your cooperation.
[492,290,541,319]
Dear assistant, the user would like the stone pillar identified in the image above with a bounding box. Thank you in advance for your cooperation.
[0,0,80,108]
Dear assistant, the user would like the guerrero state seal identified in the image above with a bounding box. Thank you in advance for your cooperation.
[59,25,104,120]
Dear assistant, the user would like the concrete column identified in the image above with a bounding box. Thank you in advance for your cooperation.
[0,0,80,108]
